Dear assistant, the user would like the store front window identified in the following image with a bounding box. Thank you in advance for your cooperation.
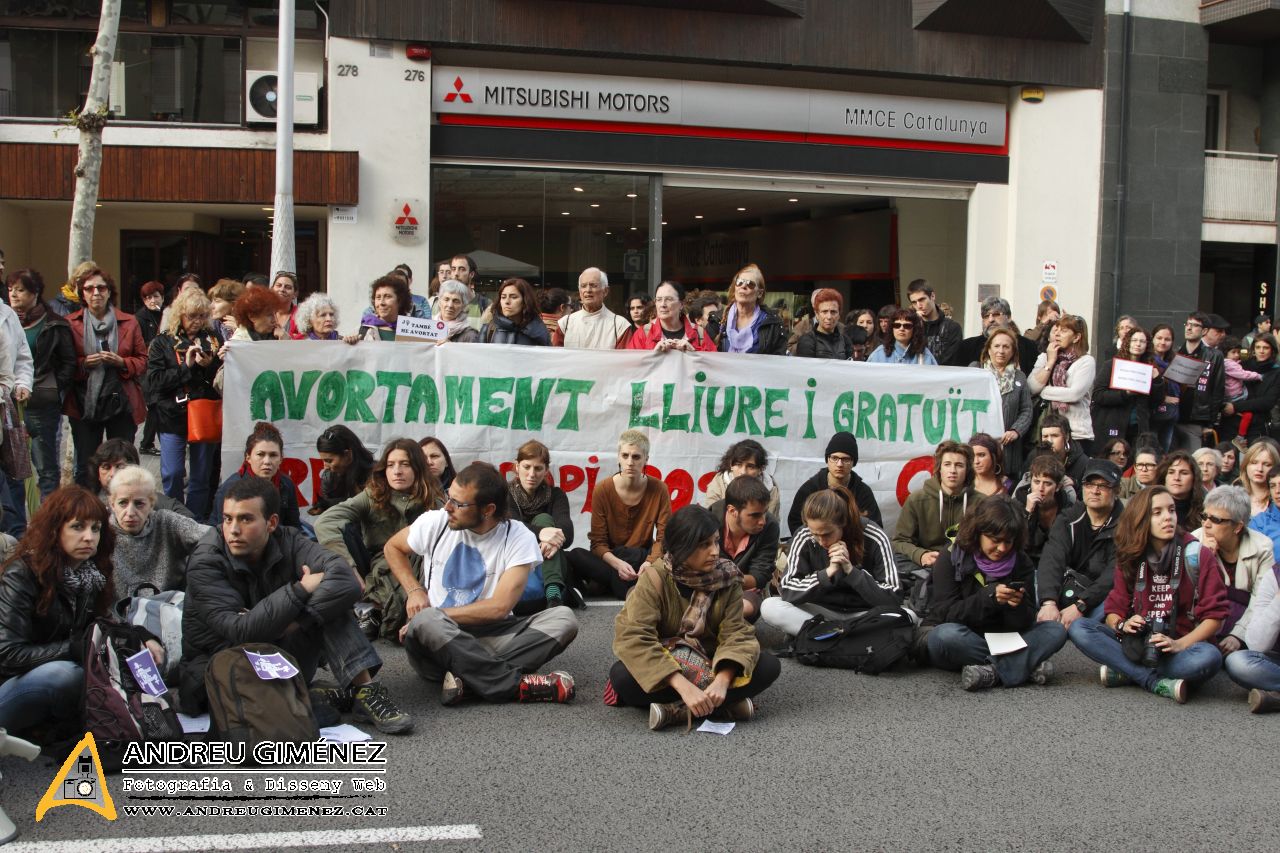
[431,166,652,310]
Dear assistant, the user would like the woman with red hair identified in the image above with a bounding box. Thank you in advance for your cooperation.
[230,287,287,342]
[795,288,851,360]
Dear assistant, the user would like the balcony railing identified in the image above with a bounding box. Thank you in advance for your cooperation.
[1203,150,1278,223]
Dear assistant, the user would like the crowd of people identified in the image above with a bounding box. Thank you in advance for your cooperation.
[0,255,1278,748]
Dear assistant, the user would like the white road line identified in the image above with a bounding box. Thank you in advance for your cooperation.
[583,600,624,607]
[4,824,482,853]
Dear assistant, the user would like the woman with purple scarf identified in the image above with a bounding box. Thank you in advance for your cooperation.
[715,263,786,356]
[924,495,1069,691]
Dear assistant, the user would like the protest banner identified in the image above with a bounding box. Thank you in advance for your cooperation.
[222,342,1003,538]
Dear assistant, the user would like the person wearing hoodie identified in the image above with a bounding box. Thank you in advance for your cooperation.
[1068,486,1229,703]
[786,432,881,536]
[925,495,1069,690]
[1036,459,1124,627]
[701,439,781,520]
[762,486,900,637]
[794,289,852,361]
[893,440,983,583]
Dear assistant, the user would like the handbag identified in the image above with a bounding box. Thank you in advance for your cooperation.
[28,369,60,410]
[187,398,222,443]
[0,393,32,480]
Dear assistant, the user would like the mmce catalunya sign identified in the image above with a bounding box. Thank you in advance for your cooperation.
[433,65,1007,149]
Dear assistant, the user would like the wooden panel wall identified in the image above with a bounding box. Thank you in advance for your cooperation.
[0,145,358,205]
[332,0,1105,88]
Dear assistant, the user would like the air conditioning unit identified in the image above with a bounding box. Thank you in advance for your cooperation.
[245,70,319,125]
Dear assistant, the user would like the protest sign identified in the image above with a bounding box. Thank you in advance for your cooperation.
[1109,358,1153,394]
[222,342,1003,538]
[1164,353,1206,385]
[394,316,446,343]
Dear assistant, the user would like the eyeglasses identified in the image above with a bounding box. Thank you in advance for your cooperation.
[734,280,758,289]
[1133,462,1156,470]
[444,495,478,509]
[892,321,914,330]
[1202,513,1233,526]
[83,284,109,293]
[1185,321,1203,329]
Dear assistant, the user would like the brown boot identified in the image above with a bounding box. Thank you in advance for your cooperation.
[720,698,755,722]
[1248,689,1280,714]
[648,701,690,731]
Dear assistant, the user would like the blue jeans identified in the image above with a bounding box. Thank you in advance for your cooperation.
[927,621,1069,687]
[1224,649,1280,692]
[159,433,217,520]
[24,404,61,499]
[1068,618,1223,691]
[0,661,83,732]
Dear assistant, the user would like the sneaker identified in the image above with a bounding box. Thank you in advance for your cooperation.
[1152,678,1188,704]
[517,671,575,703]
[565,586,586,609]
[961,664,999,691]
[1099,665,1131,688]
[1247,688,1280,714]
[1030,660,1054,686]
[440,672,466,707]
[352,681,414,734]
[354,603,381,640]
[648,701,690,731]
[140,446,160,456]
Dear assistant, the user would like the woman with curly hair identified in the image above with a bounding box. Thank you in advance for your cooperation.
[359,275,413,342]
[295,292,359,343]
[866,308,936,365]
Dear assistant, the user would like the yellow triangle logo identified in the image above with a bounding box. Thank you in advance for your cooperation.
[35,732,116,822]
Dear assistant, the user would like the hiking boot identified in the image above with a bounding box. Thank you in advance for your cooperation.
[1247,688,1280,714]
[1099,665,1131,688]
[352,681,414,734]
[1030,661,1054,686]
[648,701,690,731]
[310,682,354,713]
[961,664,999,691]
[517,671,575,704]
[440,672,466,707]
[1152,678,1188,704]
[354,603,381,640]
[721,698,754,722]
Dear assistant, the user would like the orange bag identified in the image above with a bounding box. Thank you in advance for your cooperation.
[187,399,223,444]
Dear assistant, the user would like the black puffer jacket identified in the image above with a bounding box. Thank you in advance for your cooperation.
[0,559,103,680]
[787,467,882,536]
[1227,357,1280,440]
[179,526,360,711]
[795,328,851,360]
[927,547,1035,631]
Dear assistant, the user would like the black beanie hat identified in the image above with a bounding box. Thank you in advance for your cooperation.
[825,432,859,465]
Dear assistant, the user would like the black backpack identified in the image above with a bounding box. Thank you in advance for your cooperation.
[787,605,915,674]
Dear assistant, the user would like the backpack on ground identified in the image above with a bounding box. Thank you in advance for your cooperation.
[788,605,915,674]
[115,585,184,682]
[81,619,183,772]
[204,643,319,747]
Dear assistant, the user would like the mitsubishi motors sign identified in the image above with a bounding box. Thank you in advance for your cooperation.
[433,66,1006,150]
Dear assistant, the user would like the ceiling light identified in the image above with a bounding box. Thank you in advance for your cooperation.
[630,226,638,231]
[694,215,703,219]
[499,228,506,232]
[517,224,524,228]
[590,203,600,208]
[261,207,273,211]
[661,221,668,225]
[573,187,584,192]
[626,193,637,198]
[788,198,799,202]
[605,231,612,235]
[737,207,746,211]
[561,211,570,216]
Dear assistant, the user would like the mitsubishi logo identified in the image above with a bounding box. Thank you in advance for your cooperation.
[443,76,473,104]
[395,203,418,226]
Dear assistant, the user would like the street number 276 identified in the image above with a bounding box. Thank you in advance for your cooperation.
[404,69,426,82]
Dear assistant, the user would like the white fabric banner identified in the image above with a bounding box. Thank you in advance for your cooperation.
[221,341,1003,539]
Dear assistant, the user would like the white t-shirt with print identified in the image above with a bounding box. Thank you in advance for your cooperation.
[405,509,542,609]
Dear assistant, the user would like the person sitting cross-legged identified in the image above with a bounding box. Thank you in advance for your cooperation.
[107,464,210,602]
[607,505,780,731]
[1223,558,1280,713]
[180,476,413,733]
[925,495,1069,690]
[709,475,780,622]
[386,462,580,705]
[1035,458,1123,628]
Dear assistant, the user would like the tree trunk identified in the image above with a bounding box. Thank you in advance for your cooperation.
[66,0,122,281]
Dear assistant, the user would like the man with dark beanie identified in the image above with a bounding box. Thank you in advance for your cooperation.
[786,432,882,535]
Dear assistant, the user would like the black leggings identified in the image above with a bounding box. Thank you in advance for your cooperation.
[607,652,781,708]
[565,547,646,600]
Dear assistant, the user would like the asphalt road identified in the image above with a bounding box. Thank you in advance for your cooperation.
[0,600,1271,853]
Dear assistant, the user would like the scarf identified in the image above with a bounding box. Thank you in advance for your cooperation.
[443,314,472,340]
[307,330,339,340]
[508,479,552,520]
[16,301,46,327]
[1050,349,1078,414]
[723,303,763,353]
[81,308,119,421]
[59,558,107,600]
[238,463,284,493]
[986,360,1016,396]
[974,549,1016,580]
[60,280,80,307]
[669,554,741,643]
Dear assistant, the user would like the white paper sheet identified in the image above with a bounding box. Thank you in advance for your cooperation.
[696,720,735,735]
[984,632,1029,656]
[320,724,373,743]
[177,713,211,733]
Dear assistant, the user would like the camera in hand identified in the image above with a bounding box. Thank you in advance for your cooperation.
[1140,615,1173,669]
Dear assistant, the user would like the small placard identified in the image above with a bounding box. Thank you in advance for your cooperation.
[126,649,168,697]
[1164,353,1207,385]
[331,205,357,224]
[395,315,446,343]
[1110,358,1153,394]
[244,650,300,681]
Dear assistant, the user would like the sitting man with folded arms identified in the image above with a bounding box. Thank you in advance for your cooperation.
[709,476,780,622]
[385,462,579,706]
[1036,459,1124,627]
[180,476,413,733]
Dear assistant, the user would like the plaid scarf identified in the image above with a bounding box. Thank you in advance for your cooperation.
[1050,349,1078,414]
[668,555,741,643]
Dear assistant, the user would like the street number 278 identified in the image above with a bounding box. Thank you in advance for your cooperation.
[337,64,358,77]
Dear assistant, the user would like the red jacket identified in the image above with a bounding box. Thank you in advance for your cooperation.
[1103,532,1229,638]
[625,317,716,352]
[64,307,148,425]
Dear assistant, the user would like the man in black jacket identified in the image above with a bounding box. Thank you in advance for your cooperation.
[786,432,882,535]
[1035,459,1123,628]
[711,476,779,622]
[907,279,961,366]
[1175,311,1225,452]
[180,476,413,733]
[949,296,1039,373]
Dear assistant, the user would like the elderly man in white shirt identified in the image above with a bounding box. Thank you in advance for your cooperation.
[557,267,630,350]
